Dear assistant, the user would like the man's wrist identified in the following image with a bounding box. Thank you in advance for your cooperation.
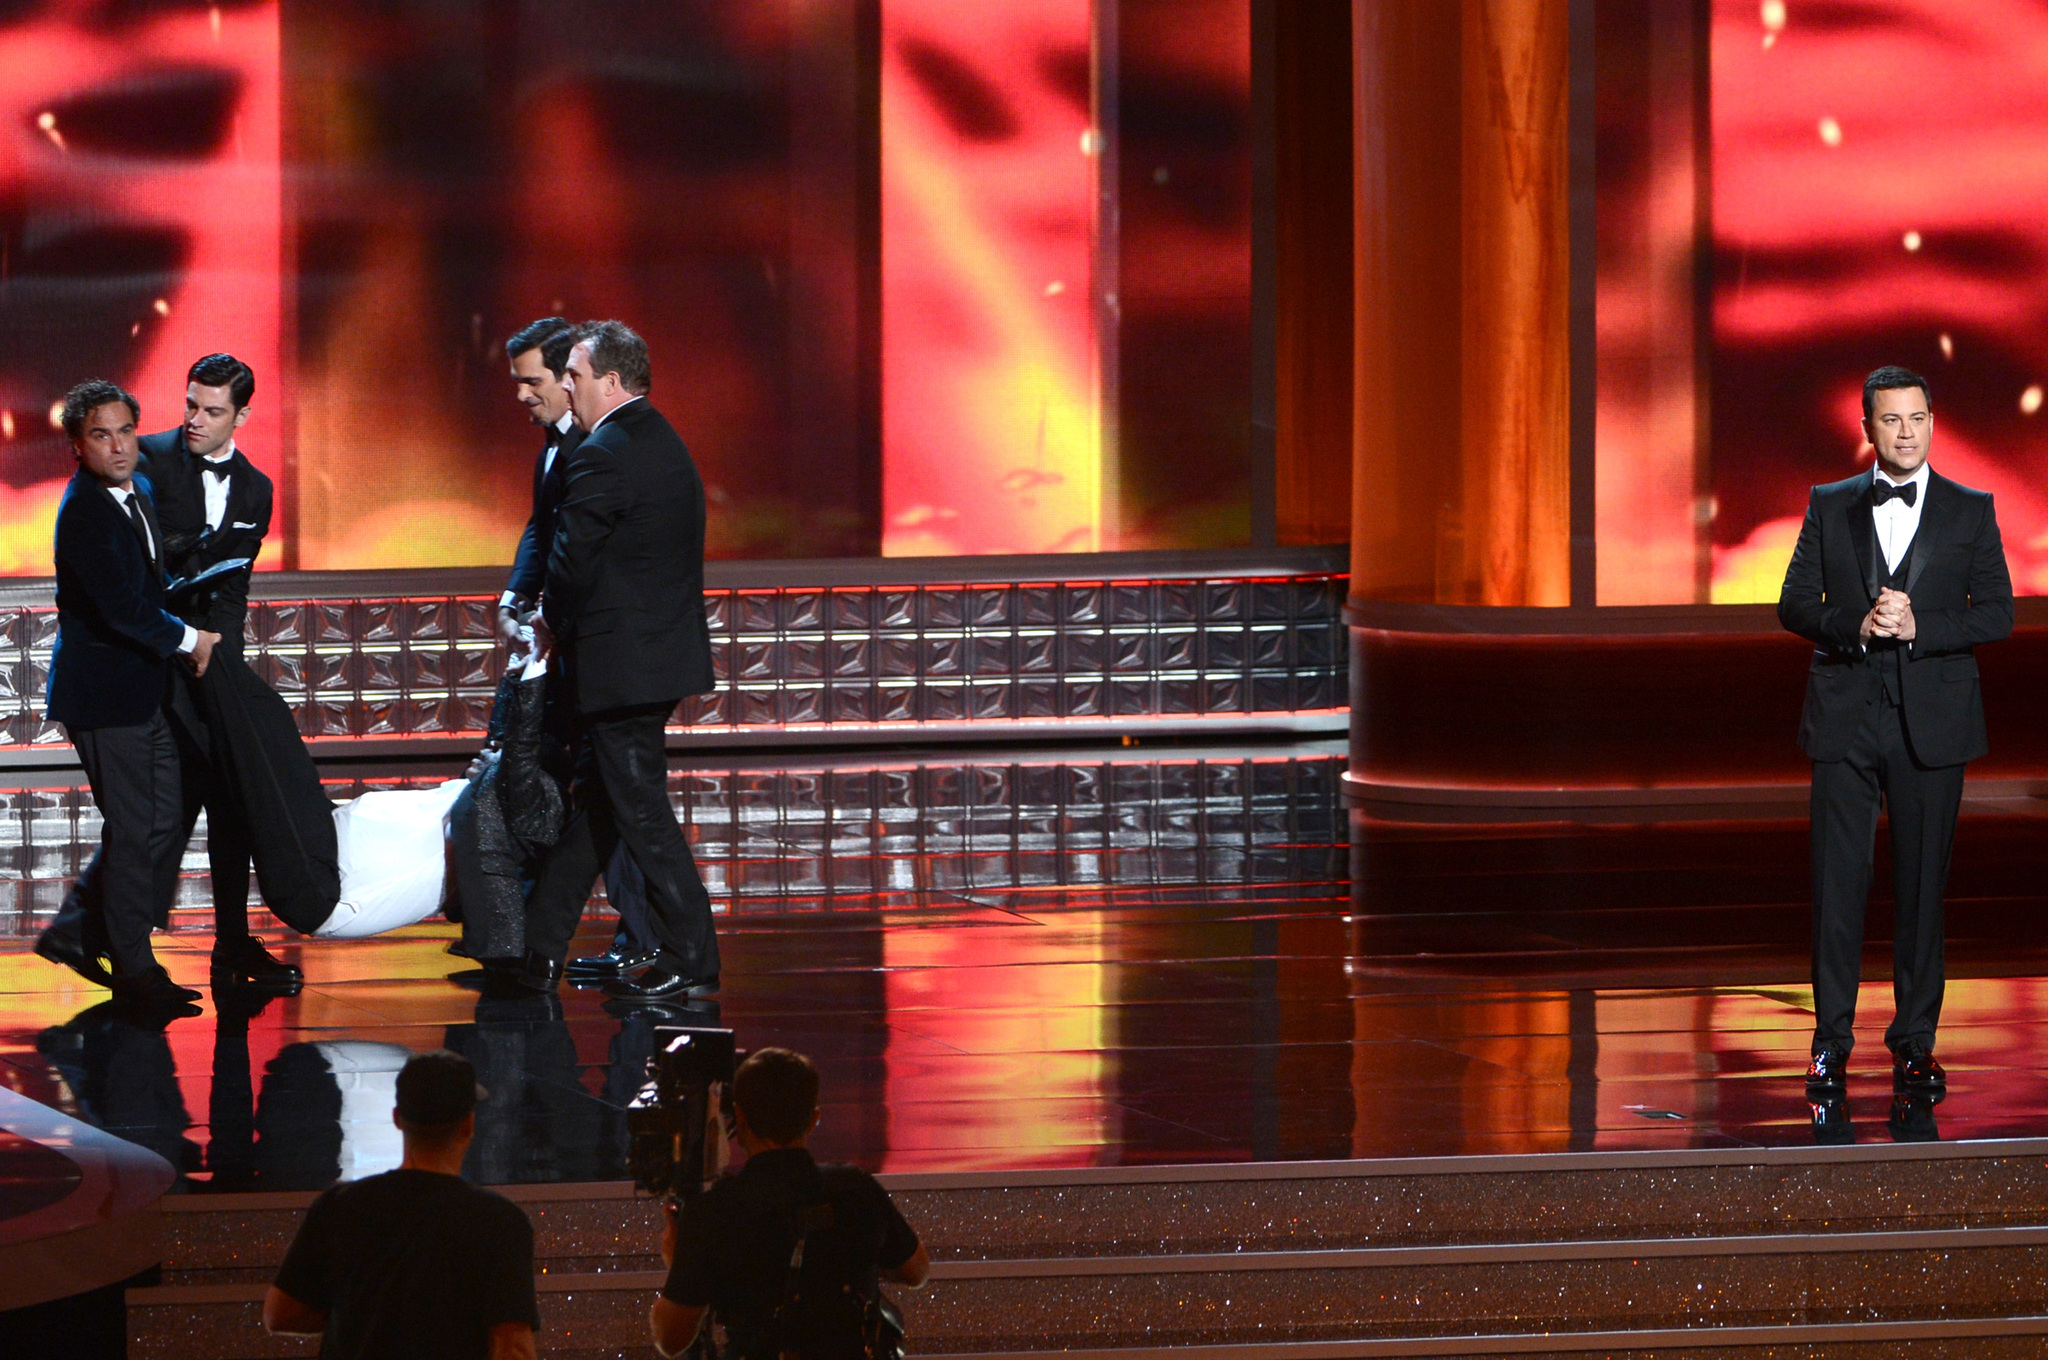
[177,625,199,655]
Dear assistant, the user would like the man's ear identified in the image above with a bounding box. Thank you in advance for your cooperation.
[232,406,251,430]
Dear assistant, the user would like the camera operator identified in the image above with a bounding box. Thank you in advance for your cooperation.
[653,1047,930,1359]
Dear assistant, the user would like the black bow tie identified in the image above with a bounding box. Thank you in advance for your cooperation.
[1872,480,1916,508]
[203,461,232,480]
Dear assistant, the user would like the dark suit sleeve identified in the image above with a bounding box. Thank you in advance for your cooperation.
[1913,494,2014,655]
[59,503,186,658]
[1777,490,1864,653]
[542,441,623,635]
[202,473,271,640]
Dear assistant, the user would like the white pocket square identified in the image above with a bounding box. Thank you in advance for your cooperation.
[231,521,258,530]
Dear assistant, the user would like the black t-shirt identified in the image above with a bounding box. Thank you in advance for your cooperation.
[273,1168,539,1360]
[663,1148,919,1357]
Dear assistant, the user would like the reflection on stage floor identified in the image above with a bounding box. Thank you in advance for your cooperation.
[4,739,2048,1190]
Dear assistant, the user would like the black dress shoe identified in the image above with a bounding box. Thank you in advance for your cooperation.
[210,938,304,991]
[1888,1092,1942,1142]
[1805,1047,1849,1094]
[514,951,563,995]
[111,968,203,1008]
[1892,1043,1946,1093]
[35,928,113,987]
[566,945,659,978]
[604,966,718,1000]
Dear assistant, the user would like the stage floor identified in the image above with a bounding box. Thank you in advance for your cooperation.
[3,738,2048,1189]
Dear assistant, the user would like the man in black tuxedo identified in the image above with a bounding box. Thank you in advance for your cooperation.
[1778,366,2013,1098]
[38,381,220,1008]
[499,318,661,983]
[135,353,299,992]
[517,321,720,1000]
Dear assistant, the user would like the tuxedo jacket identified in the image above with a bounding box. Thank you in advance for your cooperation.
[136,429,273,651]
[543,399,715,715]
[1778,467,2013,767]
[48,471,187,730]
[505,422,585,605]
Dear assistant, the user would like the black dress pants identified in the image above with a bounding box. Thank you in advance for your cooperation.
[524,703,719,979]
[163,668,253,946]
[55,712,185,978]
[1809,693,1965,1057]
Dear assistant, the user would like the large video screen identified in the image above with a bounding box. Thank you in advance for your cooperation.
[0,0,1250,573]
[1598,0,2048,603]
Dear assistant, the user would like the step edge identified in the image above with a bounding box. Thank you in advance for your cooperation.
[909,1313,2048,1359]
[152,1136,2048,1214]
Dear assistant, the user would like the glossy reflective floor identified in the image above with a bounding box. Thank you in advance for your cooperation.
[4,740,2048,1190]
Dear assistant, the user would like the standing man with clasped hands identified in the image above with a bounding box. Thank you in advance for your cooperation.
[1778,366,2013,1100]
[38,381,220,1007]
[514,321,721,1002]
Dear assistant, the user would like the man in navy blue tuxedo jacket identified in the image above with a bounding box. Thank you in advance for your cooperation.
[37,381,221,1008]
[1778,366,2013,1099]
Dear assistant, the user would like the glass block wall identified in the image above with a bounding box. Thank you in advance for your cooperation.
[1,571,1347,746]
[0,749,1347,934]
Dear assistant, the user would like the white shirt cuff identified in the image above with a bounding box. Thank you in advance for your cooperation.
[177,625,199,655]
[499,591,521,612]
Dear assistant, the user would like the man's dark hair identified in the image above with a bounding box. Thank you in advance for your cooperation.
[576,319,652,396]
[188,353,255,410]
[1863,365,1931,419]
[394,1049,483,1142]
[731,1048,819,1144]
[61,380,139,442]
[506,315,578,380]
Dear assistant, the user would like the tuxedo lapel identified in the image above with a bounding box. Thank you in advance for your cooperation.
[1904,473,1948,595]
[135,488,167,576]
[1846,472,1880,602]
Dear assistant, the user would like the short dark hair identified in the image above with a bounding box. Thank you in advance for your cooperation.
[187,353,254,410]
[62,380,139,442]
[506,315,578,380]
[576,319,652,396]
[731,1047,819,1144]
[1863,365,1930,419]
[394,1049,484,1134]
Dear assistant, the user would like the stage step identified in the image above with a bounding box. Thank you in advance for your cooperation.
[130,1140,2048,1357]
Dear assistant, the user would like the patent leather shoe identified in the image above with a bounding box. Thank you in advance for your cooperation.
[210,937,303,992]
[604,965,718,1000]
[1892,1043,1946,1094]
[35,927,113,987]
[566,945,659,979]
[514,951,562,995]
[111,967,203,1008]
[1804,1046,1849,1094]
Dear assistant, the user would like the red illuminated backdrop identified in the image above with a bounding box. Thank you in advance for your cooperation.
[0,0,1254,574]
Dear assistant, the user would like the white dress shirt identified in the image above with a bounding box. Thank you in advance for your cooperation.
[1873,461,1931,575]
[107,484,198,654]
[201,440,236,532]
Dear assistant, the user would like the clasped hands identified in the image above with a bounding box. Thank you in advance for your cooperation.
[1860,587,1916,644]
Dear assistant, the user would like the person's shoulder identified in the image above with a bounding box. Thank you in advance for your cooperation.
[135,428,183,461]
[817,1162,893,1202]
[1811,471,1868,501]
[1929,469,1993,505]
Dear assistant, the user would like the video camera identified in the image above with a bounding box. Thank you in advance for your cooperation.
[626,1025,738,1200]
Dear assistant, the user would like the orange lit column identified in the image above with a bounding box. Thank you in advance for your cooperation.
[1348,0,1569,610]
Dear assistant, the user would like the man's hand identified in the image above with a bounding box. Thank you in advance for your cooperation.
[496,606,523,647]
[1874,587,1916,643]
[529,613,555,662]
[188,630,221,677]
